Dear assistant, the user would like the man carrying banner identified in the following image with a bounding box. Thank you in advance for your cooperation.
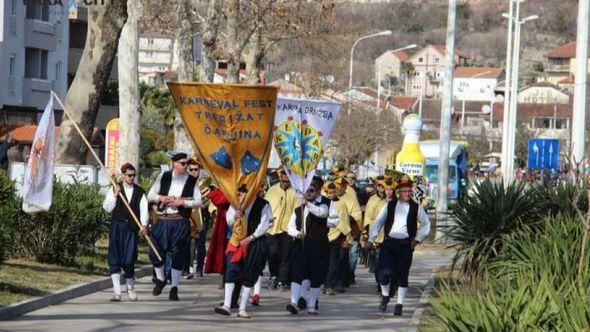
[367,175,430,316]
[265,168,298,290]
[285,176,337,315]
[102,162,148,302]
[215,186,272,319]
[147,152,202,301]
[324,180,351,296]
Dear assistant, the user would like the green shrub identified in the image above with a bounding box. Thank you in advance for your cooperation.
[433,215,590,331]
[532,179,588,219]
[446,179,543,275]
[147,151,170,168]
[0,173,16,264]
[5,181,109,266]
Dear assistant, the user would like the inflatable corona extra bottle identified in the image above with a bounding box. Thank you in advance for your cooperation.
[395,113,425,178]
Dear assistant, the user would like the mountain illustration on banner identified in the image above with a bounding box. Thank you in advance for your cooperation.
[211,146,232,169]
[241,151,262,175]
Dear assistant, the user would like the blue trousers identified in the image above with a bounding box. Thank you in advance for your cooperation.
[225,238,269,287]
[149,219,190,270]
[108,220,138,278]
[377,239,413,288]
[290,239,329,288]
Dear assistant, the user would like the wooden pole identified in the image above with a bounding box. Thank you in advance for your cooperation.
[52,92,162,261]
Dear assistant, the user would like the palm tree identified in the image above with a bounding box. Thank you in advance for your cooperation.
[140,85,177,150]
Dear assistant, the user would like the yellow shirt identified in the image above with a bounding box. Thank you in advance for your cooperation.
[264,183,299,235]
[341,186,363,228]
[328,199,351,242]
[365,195,387,244]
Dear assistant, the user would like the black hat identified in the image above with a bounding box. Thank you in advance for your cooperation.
[171,152,188,162]
[310,176,324,190]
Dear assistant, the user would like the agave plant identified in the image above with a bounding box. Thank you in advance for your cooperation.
[531,179,588,219]
[445,179,543,275]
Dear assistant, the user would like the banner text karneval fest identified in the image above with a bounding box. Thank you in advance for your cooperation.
[274,98,341,196]
[167,82,278,213]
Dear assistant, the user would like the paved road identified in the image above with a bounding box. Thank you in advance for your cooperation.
[0,249,453,332]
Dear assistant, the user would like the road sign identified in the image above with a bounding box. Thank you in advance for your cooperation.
[528,138,559,170]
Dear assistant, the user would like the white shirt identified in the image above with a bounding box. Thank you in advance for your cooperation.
[147,171,203,215]
[226,201,272,239]
[103,183,149,226]
[369,200,430,243]
[287,196,338,238]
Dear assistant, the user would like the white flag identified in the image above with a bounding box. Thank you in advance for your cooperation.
[274,98,341,196]
[22,93,56,213]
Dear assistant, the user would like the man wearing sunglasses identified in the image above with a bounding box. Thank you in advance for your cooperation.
[285,176,337,315]
[367,175,430,317]
[102,162,148,302]
[264,169,298,291]
[147,153,202,301]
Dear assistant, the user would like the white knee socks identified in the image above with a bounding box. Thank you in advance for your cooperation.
[396,287,407,305]
[171,268,182,287]
[111,274,121,295]
[240,287,251,311]
[254,276,262,296]
[309,287,322,309]
[126,278,134,290]
[154,266,165,282]
[380,284,390,297]
[290,282,301,305]
[224,283,235,308]
[300,279,310,299]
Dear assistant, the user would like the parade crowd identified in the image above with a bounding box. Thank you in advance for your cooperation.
[103,153,430,319]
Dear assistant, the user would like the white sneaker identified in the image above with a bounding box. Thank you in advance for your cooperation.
[307,308,318,315]
[127,288,138,301]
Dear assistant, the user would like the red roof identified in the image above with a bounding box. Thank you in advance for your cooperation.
[391,50,409,61]
[558,75,575,84]
[0,125,101,144]
[390,96,418,110]
[545,42,576,59]
[432,44,470,59]
[454,67,503,79]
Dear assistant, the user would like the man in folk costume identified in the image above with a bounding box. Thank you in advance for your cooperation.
[363,176,390,289]
[285,176,337,315]
[368,174,430,316]
[186,157,205,279]
[147,153,202,301]
[215,186,272,319]
[324,180,351,295]
[264,168,298,290]
[102,162,148,302]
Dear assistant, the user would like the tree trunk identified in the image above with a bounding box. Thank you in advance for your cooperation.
[200,0,221,83]
[118,0,141,170]
[226,0,240,84]
[243,27,264,85]
[174,0,195,154]
[55,2,128,164]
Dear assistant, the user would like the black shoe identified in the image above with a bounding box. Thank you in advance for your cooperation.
[153,279,166,296]
[379,296,390,312]
[215,305,231,316]
[297,297,307,310]
[394,304,403,316]
[286,303,298,314]
[169,287,179,301]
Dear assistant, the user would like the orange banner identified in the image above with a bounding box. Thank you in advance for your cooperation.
[167,82,278,243]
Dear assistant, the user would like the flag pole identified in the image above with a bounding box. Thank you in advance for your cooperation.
[52,92,162,261]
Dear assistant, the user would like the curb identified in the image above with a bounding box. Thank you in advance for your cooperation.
[0,265,153,321]
[407,272,438,332]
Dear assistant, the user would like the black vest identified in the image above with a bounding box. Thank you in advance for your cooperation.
[246,197,269,236]
[158,171,197,218]
[294,196,331,242]
[111,182,145,230]
[384,199,419,240]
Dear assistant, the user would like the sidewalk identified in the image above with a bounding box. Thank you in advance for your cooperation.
[0,248,454,332]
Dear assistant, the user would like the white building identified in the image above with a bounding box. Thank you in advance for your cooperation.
[138,34,178,86]
[452,67,503,102]
[1,0,69,124]
[517,82,570,105]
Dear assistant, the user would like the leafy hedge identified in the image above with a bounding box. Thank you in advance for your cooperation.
[1,175,109,266]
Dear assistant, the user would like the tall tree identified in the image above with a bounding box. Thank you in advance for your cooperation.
[55,2,128,164]
[118,0,141,170]
[174,0,196,153]
[199,0,222,83]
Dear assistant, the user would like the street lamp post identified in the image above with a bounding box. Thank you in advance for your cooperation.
[348,30,392,115]
[501,1,538,185]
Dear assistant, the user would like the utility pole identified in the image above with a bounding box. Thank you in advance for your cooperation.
[436,0,457,236]
[506,0,522,184]
[572,0,589,163]
[501,0,515,186]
